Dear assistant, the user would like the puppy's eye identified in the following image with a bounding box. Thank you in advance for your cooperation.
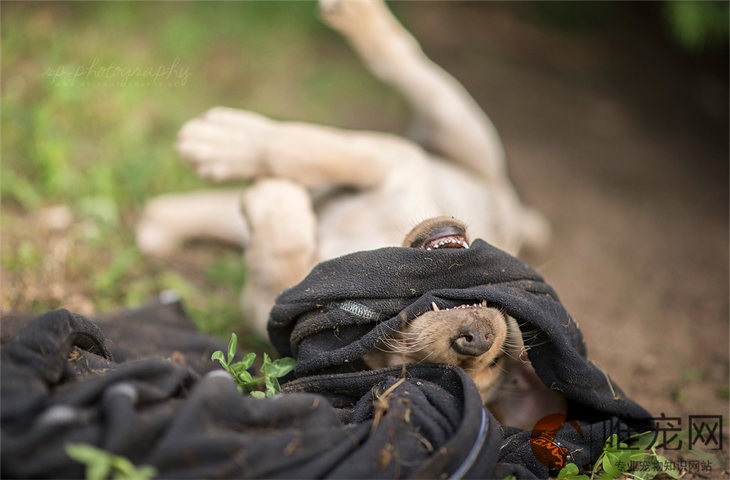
[489,356,502,368]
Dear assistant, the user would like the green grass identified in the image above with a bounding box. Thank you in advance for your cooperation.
[1,1,406,343]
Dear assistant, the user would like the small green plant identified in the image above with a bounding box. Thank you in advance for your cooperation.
[65,443,157,480]
[211,333,296,398]
[556,463,587,480]
[556,432,679,480]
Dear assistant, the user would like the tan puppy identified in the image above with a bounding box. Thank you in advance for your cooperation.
[365,217,565,430]
[136,1,549,338]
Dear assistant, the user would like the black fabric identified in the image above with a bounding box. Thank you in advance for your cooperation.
[269,239,654,477]
[1,304,502,479]
[2,240,654,479]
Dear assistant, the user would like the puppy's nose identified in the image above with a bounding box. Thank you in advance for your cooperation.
[452,321,494,356]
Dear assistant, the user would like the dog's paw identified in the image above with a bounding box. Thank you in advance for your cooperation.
[177,107,271,182]
[319,0,385,34]
[136,215,179,257]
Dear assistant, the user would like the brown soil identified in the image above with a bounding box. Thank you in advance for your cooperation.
[397,1,728,463]
[4,1,727,474]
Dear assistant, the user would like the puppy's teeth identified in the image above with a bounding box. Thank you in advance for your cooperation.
[431,302,440,312]
[481,300,487,306]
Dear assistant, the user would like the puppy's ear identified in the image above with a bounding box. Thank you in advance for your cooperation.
[402,216,468,248]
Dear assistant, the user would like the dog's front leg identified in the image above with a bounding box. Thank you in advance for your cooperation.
[136,189,249,256]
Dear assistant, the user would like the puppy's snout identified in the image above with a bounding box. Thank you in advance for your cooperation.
[452,320,494,356]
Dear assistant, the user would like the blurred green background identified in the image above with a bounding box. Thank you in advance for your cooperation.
[2,1,727,344]
[1,1,411,345]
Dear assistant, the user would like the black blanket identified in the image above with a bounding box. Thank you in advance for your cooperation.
[1,240,653,479]
[269,239,654,476]
[1,303,508,478]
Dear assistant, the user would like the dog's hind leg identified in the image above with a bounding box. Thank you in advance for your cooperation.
[321,0,550,253]
[239,178,317,338]
[178,106,424,188]
[319,0,507,185]
[136,189,249,256]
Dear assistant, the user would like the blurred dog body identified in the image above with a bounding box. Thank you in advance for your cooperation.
[136,0,549,337]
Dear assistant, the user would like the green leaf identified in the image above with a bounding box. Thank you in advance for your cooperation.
[270,376,282,396]
[602,452,621,478]
[603,434,619,451]
[238,352,256,371]
[229,360,246,375]
[250,391,266,399]
[110,455,137,476]
[557,463,589,480]
[264,376,277,397]
[261,353,272,375]
[88,461,111,480]
[637,456,659,480]
[628,452,649,462]
[226,333,238,364]
[211,350,226,367]
[65,443,157,480]
[627,431,655,451]
[65,443,106,464]
[236,370,254,384]
[655,454,679,479]
[558,463,579,477]
[135,466,158,480]
[597,471,618,480]
[613,448,635,471]
[268,357,296,378]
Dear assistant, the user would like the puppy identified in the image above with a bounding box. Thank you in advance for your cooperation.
[136,0,549,338]
[364,217,566,430]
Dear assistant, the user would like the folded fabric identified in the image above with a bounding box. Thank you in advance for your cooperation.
[1,239,654,479]
[1,304,502,479]
[269,239,654,476]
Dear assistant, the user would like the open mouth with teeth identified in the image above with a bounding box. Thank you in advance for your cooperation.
[403,217,470,250]
[430,300,487,312]
[426,300,502,358]
[424,235,469,250]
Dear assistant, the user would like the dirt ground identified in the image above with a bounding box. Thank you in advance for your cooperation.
[3,1,727,474]
[396,1,728,456]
